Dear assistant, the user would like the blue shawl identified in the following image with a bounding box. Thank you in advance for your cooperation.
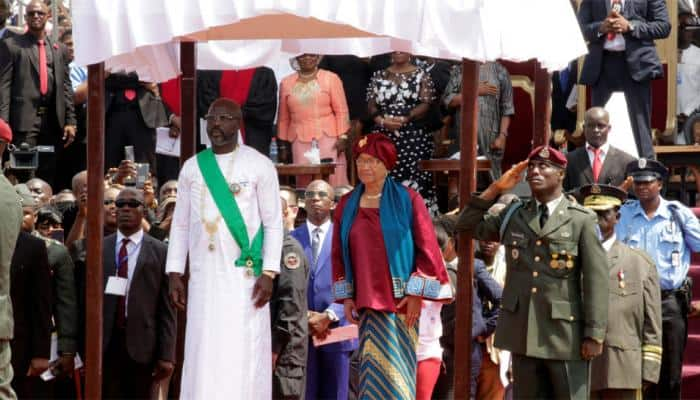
[339,177,414,298]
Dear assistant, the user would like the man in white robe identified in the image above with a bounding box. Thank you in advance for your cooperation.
[166,98,283,399]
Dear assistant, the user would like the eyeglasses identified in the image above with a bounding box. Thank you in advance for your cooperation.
[204,114,240,123]
[104,199,115,206]
[27,11,47,17]
[355,158,383,167]
[115,199,143,209]
[304,190,329,199]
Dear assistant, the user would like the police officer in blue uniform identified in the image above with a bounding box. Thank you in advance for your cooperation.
[617,158,700,399]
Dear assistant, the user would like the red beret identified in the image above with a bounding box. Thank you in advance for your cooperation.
[0,119,11,143]
[527,145,567,168]
[353,133,397,170]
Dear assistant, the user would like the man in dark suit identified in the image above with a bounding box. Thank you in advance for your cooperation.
[564,107,636,194]
[102,188,176,399]
[0,1,76,189]
[578,0,670,160]
[10,190,52,399]
[0,0,16,40]
[103,72,168,175]
[291,180,357,400]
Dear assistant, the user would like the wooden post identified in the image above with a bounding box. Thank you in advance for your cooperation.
[85,62,105,400]
[533,62,552,147]
[453,59,479,400]
[167,41,197,398]
[180,41,197,163]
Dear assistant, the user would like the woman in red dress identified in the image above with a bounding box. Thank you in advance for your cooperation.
[332,133,451,399]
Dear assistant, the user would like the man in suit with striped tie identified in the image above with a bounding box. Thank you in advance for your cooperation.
[291,180,358,400]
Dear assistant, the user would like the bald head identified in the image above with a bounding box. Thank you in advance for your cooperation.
[305,180,334,226]
[72,171,87,195]
[583,107,611,149]
[26,178,52,206]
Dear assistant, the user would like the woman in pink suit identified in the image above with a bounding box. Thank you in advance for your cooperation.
[278,54,351,186]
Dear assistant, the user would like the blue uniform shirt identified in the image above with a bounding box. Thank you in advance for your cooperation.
[616,198,700,290]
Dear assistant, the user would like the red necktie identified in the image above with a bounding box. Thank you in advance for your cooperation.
[608,0,622,41]
[37,39,48,95]
[116,238,129,329]
[591,147,602,183]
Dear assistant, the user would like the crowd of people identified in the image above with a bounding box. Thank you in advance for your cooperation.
[1,0,700,400]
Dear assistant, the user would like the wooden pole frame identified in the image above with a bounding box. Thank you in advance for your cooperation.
[453,59,479,399]
[85,62,105,400]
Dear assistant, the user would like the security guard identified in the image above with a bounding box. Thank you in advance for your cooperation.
[617,159,700,399]
[270,231,309,400]
[30,207,79,382]
[456,145,608,399]
[581,184,663,400]
[0,119,22,399]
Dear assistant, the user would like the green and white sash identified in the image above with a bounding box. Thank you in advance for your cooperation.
[197,149,264,276]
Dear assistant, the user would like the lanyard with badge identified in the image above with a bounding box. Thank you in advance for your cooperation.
[668,219,681,268]
[105,240,141,296]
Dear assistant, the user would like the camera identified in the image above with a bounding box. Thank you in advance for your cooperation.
[8,143,54,170]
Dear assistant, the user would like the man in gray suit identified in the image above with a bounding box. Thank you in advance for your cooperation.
[102,188,176,399]
[0,118,21,399]
[564,107,636,194]
[0,1,76,189]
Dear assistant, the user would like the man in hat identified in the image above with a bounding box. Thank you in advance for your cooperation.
[166,98,283,398]
[580,184,662,399]
[456,145,609,399]
[617,158,700,399]
[0,118,21,399]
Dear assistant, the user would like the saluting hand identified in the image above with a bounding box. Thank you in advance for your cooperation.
[493,160,528,193]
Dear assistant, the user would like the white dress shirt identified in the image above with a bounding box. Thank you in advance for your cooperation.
[586,141,610,167]
[602,233,616,252]
[536,194,564,218]
[115,228,144,314]
[305,219,331,257]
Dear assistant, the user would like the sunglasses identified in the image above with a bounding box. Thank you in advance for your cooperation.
[115,199,143,209]
[304,190,329,199]
[204,114,239,123]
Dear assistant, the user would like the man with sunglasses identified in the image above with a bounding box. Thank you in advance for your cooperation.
[166,98,283,398]
[0,0,77,190]
[101,188,176,398]
[580,183,662,400]
[291,180,357,400]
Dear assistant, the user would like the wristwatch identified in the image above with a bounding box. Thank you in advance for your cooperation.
[629,22,636,32]
[325,310,340,322]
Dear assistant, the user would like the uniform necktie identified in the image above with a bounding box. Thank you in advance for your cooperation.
[116,238,129,328]
[311,227,321,269]
[37,39,48,95]
[539,204,549,230]
[591,147,602,183]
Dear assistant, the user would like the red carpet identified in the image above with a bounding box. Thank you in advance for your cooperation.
[683,208,700,398]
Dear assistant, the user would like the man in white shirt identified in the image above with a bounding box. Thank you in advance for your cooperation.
[290,180,357,400]
[167,98,283,399]
[564,107,635,194]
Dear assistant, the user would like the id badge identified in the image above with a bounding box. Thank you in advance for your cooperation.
[671,251,681,268]
[105,276,128,296]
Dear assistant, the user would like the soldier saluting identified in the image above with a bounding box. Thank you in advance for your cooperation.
[580,184,662,399]
[456,145,608,399]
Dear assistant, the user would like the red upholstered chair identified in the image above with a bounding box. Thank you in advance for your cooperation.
[500,60,536,171]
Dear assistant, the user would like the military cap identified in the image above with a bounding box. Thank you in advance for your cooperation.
[15,184,37,208]
[625,158,667,182]
[527,145,567,169]
[580,184,627,211]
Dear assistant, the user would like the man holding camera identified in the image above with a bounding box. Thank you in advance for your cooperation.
[0,0,76,189]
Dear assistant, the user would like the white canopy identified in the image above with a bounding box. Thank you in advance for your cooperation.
[73,0,587,82]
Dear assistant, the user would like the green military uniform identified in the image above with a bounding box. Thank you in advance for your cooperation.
[32,232,78,356]
[0,175,22,400]
[271,234,309,400]
[456,195,608,399]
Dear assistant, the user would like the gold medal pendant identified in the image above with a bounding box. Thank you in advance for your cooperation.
[511,249,519,259]
[565,260,574,269]
[246,268,255,277]
[550,260,559,269]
